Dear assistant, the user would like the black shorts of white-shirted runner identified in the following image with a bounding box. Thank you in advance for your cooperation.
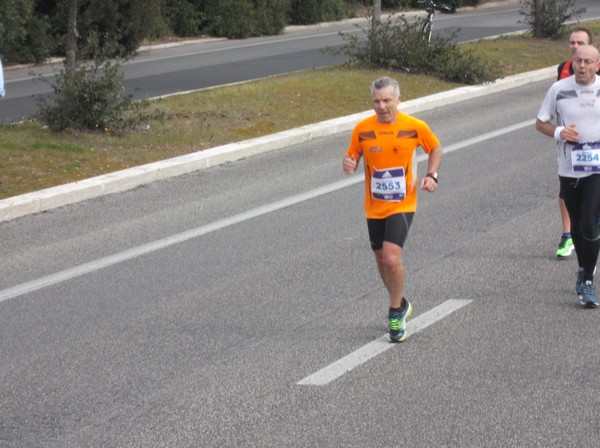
[367,213,414,251]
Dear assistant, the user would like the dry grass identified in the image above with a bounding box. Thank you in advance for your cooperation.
[1,21,599,200]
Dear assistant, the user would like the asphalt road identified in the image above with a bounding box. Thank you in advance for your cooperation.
[1,78,599,447]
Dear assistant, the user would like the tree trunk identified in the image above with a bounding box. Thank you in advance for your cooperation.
[371,0,381,63]
[372,0,381,27]
[65,0,78,72]
[534,0,545,38]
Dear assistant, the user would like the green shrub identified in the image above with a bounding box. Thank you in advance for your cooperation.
[0,0,53,63]
[73,0,170,59]
[289,0,345,25]
[519,0,586,39]
[34,60,161,133]
[206,0,287,38]
[430,39,499,84]
[164,0,206,36]
[332,13,501,84]
[253,0,289,35]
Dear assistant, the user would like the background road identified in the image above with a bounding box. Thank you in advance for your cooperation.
[2,79,600,447]
[3,0,600,123]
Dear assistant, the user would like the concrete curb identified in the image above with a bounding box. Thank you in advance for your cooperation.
[0,65,556,224]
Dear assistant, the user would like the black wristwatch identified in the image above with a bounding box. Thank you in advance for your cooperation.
[426,172,438,184]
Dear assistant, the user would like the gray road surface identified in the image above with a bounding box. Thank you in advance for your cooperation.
[1,77,599,447]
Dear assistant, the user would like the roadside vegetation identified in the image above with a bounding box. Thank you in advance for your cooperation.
[1,0,484,64]
[332,14,502,84]
[519,0,586,39]
[1,20,599,200]
[33,59,164,133]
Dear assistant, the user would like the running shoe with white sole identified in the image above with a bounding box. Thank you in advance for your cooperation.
[388,298,413,343]
[556,236,574,258]
[579,281,599,308]
[576,266,597,295]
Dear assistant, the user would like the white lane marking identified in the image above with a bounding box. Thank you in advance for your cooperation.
[0,120,533,303]
[297,299,472,386]
[442,119,535,155]
[0,177,358,303]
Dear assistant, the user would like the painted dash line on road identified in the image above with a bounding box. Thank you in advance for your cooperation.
[297,299,472,386]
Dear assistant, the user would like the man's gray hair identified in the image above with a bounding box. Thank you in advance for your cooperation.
[370,77,400,96]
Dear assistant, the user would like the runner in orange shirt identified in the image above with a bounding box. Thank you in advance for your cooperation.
[343,77,442,342]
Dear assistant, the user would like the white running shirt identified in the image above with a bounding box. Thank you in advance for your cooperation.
[537,75,600,178]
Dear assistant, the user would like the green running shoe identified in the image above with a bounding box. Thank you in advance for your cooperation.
[556,236,574,258]
[388,298,413,343]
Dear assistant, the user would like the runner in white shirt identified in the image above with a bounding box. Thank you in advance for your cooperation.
[536,44,600,308]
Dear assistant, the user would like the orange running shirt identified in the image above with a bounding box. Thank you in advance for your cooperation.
[345,112,440,219]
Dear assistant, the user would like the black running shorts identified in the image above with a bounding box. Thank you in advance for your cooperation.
[367,212,414,251]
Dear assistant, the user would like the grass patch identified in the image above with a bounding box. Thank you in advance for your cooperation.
[1,21,599,200]
[29,141,87,152]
